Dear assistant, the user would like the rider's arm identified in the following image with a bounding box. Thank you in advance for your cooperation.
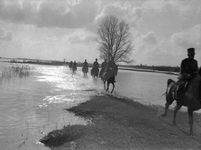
[180,60,190,79]
[194,60,198,74]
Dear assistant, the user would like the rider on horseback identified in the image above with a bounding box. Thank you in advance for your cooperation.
[82,59,88,75]
[91,58,100,78]
[72,61,77,72]
[105,58,118,82]
[69,61,73,70]
[101,59,107,70]
[99,59,107,78]
[93,58,99,69]
[83,59,88,68]
[175,48,198,99]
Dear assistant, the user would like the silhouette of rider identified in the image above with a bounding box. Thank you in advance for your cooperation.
[175,48,198,98]
[100,59,107,77]
[69,61,73,69]
[73,61,77,72]
[101,59,107,69]
[83,59,88,67]
[93,58,99,69]
[83,59,88,73]
[106,58,117,81]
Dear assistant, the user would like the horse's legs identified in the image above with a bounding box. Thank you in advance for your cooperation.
[161,102,170,117]
[103,81,106,90]
[111,83,115,93]
[161,83,175,117]
[106,82,110,92]
[172,104,182,125]
[188,108,194,136]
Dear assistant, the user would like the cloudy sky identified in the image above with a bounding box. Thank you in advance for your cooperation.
[0,0,200,66]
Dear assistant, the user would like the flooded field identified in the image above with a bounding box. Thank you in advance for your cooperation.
[0,62,180,150]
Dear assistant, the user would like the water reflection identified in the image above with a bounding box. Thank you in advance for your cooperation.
[0,63,97,150]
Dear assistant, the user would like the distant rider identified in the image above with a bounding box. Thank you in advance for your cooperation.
[69,61,73,70]
[73,61,77,72]
[93,58,99,69]
[105,58,118,81]
[99,59,107,77]
[82,59,88,74]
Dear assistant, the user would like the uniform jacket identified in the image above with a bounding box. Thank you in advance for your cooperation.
[179,58,198,80]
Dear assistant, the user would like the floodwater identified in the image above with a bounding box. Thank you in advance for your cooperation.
[0,63,179,150]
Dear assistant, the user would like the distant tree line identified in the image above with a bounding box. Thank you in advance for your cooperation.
[121,64,180,72]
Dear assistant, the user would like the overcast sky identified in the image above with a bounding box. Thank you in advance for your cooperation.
[0,0,200,66]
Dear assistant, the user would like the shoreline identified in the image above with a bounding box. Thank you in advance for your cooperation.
[0,61,178,76]
[40,93,201,150]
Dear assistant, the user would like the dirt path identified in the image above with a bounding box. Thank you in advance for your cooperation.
[40,93,201,150]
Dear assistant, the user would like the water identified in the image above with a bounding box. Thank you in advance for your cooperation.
[0,63,179,150]
[115,70,177,106]
[0,63,102,150]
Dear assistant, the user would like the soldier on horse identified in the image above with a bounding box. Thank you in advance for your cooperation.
[99,59,108,78]
[91,58,100,78]
[82,59,89,76]
[173,48,198,99]
[100,57,118,93]
[162,47,201,136]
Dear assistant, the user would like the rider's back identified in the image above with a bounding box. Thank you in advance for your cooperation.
[179,58,198,80]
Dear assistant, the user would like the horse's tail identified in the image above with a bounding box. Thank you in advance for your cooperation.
[166,79,174,93]
[165,78,177,104]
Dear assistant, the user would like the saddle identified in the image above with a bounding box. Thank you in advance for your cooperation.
[170,80,189,100]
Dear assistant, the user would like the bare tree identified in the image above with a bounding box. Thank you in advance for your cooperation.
[96,15,134,63]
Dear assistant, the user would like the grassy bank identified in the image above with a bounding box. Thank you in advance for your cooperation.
[40,94,201,150]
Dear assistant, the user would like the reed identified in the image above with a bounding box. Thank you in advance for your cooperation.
[0,63,33,82]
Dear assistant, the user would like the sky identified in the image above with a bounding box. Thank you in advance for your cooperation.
[0,0,200,66]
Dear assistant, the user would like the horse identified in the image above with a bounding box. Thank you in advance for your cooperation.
[100,66,118,93]
[69,62,73,70]
[72,64,77,75]
[161,68,201,136]
[91,67,99,79]
[82,65,88,77]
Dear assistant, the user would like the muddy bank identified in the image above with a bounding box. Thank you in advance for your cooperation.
[40,94,201,150]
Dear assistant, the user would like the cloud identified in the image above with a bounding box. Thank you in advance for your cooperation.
[170,24,201,50]
[0,0,100,28]
[65,29,96,43]
[142,31,157,45]
[0,28,13,41]
[95,2,144,26]
[142,0,201,16]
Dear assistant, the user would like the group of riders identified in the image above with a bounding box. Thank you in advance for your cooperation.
[68,58,118,81]
[82,58,118,81]
[68,47,200,98]
[67,47,201,135]
[68,61,77,74]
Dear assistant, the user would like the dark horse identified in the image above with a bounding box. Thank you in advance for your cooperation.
[161,68,201,136]
[91,67,99,79]
[100,67,118,93]
[72,63,77,75]
[82,65,88,77]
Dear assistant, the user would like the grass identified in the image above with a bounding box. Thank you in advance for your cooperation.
[40,94,201,150]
